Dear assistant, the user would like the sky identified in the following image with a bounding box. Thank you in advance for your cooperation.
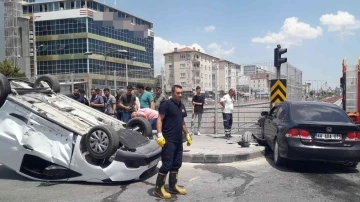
[107,0,360,89]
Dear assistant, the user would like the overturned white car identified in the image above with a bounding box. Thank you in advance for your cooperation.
[0,73,161,183]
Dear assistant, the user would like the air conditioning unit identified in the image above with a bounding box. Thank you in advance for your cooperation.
[29,53,34,56]
[29,40,34,43]
[29,31,33,34]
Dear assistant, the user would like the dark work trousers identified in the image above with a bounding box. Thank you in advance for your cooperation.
[159,141,183,174]
[222,113,233,137]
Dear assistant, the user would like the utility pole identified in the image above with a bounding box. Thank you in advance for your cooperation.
[161,66,165,95]
[70,72,74,93]
[114,70,117,91]
[125,57,128,86]
[213,59,219,136]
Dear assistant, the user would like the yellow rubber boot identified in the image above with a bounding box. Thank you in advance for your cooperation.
[168,171,187,195]
[154,172,171,199]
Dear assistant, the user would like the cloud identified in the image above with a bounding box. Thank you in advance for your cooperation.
[320,11,360,35]
[154,36,205,76]
[207,42,235,57]
[251,17,323,47]
[204,25,216,32]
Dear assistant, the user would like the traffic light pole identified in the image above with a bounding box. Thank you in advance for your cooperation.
[270,44,288,107]
[274,44,287,79]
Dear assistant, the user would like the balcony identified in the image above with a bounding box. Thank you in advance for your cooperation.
[192,58,200,65]
[192,67,200,73]
[193,76,200,82]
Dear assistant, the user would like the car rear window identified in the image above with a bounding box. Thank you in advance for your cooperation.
[290,104,352,123]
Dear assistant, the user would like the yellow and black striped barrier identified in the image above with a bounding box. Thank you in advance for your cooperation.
[270,79,287,103]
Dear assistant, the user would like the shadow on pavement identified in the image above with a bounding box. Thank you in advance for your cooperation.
[0,164,159,187]
[263,151,360,174]
[0,165,29,181]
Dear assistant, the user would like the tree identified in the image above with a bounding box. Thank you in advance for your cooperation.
[0,58,26,77]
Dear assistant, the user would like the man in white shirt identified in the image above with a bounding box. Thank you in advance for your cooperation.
[219,88,235,139]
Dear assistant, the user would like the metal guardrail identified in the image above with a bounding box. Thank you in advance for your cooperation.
[185,102,269,135]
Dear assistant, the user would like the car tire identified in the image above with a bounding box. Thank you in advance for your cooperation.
[273,138,285,166]
[85,125,120,160]
[0,73,12,108]
[34,74,61,93]
[126,117,153,138]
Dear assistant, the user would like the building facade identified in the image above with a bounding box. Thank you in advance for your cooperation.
[216,59,240,93]
[163,47,241,99]
[163,47,217,98]
[249,72,276,93]
[0,0,4,61]
[13,0,154,93]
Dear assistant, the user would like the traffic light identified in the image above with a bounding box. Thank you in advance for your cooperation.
[274,44,287,68]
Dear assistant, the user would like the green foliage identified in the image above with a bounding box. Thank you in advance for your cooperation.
[0,58,26,77]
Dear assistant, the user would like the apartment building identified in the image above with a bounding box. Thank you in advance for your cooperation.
[250,72,276,92]
[237,75,251,92]
[163,47,217,98]
[216,59,241,93]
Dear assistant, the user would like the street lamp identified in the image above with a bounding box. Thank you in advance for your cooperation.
[84,49,127,87]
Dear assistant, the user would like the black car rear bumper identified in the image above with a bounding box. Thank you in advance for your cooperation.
[280,139,360,163]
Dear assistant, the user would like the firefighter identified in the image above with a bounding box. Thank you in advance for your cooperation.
[154,84,192,199]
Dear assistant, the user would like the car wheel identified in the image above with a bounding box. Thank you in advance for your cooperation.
[273,138,285,166]
[85,125,120,160]
[0,73,11,108]
[34,74,61,93]
[126,117,153,138]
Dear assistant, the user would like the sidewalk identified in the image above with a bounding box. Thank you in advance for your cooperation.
[182,134,265,163]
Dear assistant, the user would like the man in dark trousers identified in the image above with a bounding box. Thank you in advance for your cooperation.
[191,86,205,136]
[154,85,192,199]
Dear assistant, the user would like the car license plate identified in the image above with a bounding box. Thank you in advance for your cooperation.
[148,158,160,168]
[315,133,342,140]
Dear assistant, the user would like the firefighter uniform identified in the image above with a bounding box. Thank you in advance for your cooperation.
[154,98,192,199]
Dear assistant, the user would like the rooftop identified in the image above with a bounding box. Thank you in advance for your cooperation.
[163,46,220,61]
[22,0,153,25]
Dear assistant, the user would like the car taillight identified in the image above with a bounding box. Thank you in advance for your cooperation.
[285,129,312,140]
[345,132,360,141]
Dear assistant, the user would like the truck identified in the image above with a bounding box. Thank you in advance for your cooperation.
[340,58,360,123]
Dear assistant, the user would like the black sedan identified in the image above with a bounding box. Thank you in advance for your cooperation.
[259,101,360,167]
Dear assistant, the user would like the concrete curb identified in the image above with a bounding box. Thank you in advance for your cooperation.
[182,146,266,163]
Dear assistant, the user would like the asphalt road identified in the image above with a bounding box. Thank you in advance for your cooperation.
[1,152,359,202]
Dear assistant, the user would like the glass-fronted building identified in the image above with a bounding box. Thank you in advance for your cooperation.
[0,0,5,61]
[22,0,154,91]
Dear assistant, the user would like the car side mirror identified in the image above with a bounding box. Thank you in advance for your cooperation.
[261,111,269,116]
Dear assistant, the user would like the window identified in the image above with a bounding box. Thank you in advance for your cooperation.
[168,56,173,61]
[181,82,187,87]
[180,54,186,60]
[290,104,352,123]
[48,3,54,11]
[180,73,186,78]
[34,4,40,12]
[180,64,185,69]
[76,0,81,8]
[269,107,279,117]
[276,107,286,120]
